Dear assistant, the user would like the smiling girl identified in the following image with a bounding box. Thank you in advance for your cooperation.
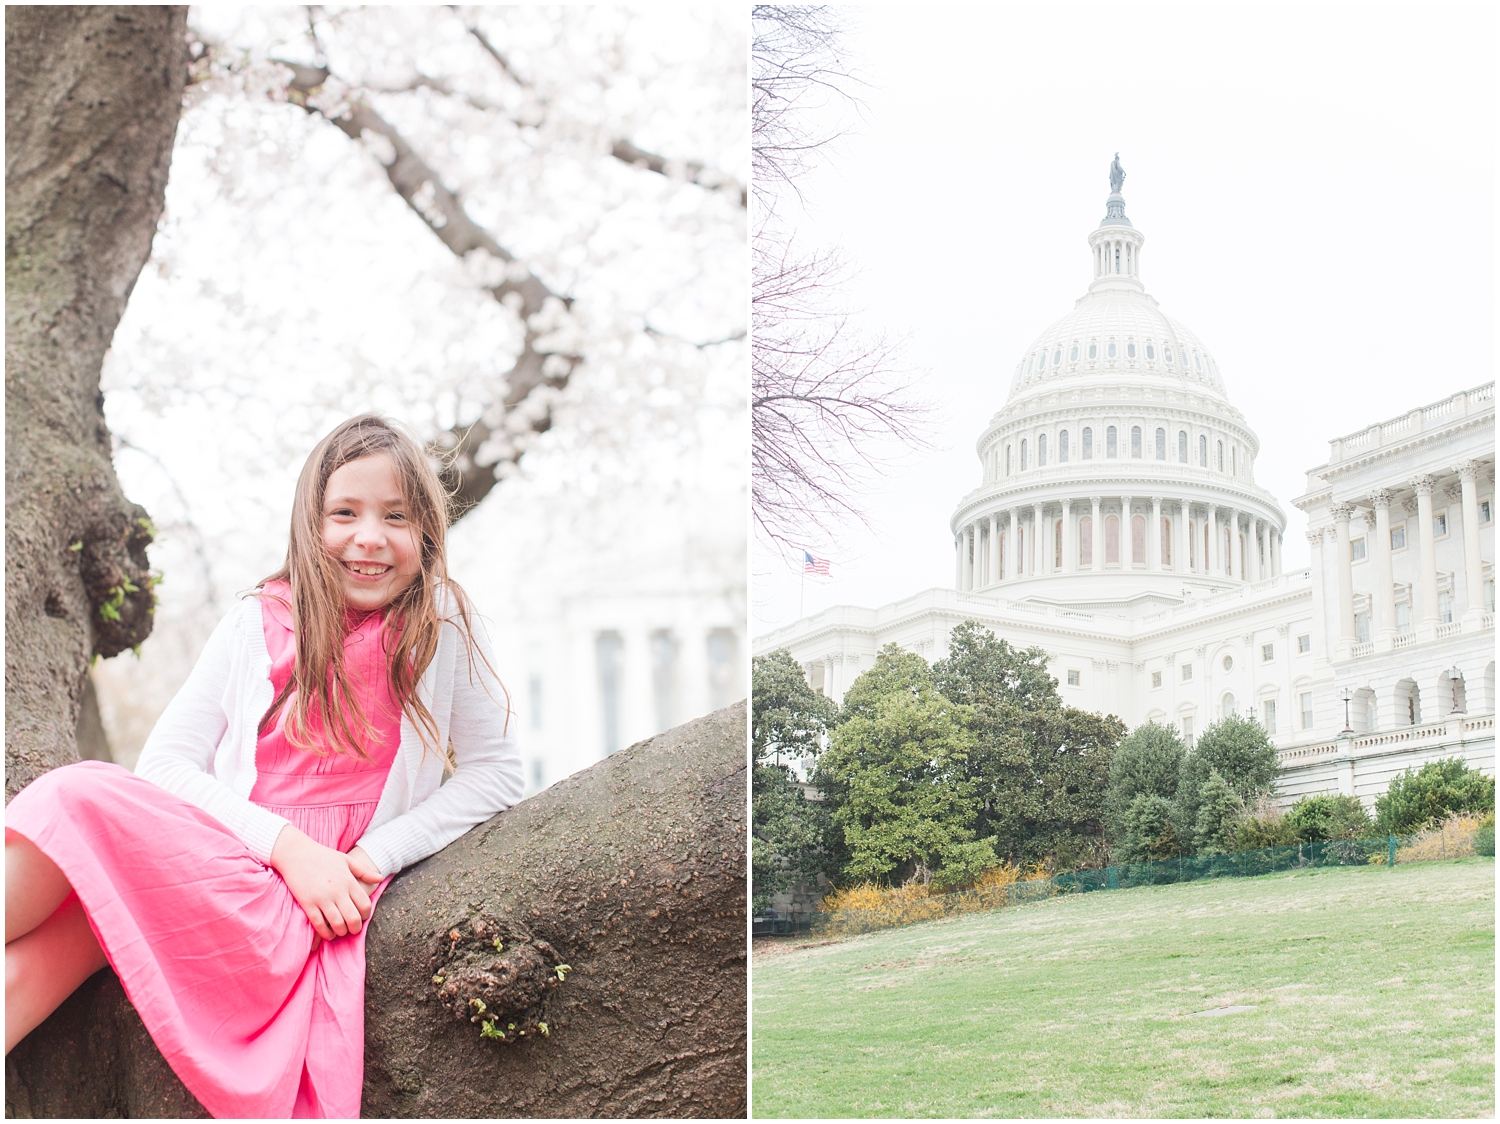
[4,415,522,1118]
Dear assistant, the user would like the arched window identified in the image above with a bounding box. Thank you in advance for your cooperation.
[1052,348,1062,365]
[1131,514,1145,565]
[1178,430,1188,462]
[1079,516,1093,566]
[1020,439,1028,471]
[1216,440,1224,471]
[1231,446,1237,475]
[1106,426,1118,457]
[1070,345,1079,361]
[1199,434,1208,466]
[1054,519,1063,568]
[1026,357,1035,376]
[1006,445,1012,475]
[1088,341,1098,359]
[1165,347,1173,363]
[1131,426,1142,457]
[1105,515,1120,564]
[1195,352,1203,372]
[1107,341,1118,358]
[1161,517,1172,566]
[1146,343,1156,360]
[1038,351,1047,370]
[1222,692,1237,719]
[1127,342,1137,358]
[1155,428,1166,459]
[1038,433,1048,466]
[1083,427,1093,459]
[1059,429,1070,462]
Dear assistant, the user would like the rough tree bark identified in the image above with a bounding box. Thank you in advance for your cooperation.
[5,702,748,1118]
[5,5,189,798]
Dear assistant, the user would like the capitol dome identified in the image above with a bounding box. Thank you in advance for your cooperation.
[950,159,1286,612]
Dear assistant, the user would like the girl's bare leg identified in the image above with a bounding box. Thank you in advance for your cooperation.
[6,831,74,944]
[6,894,107,1053]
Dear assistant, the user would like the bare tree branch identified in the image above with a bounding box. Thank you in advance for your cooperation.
[610,139,746,209]
[750,7,927,555]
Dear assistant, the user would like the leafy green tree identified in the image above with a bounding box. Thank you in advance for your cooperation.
[1192,768,1244,854]
[929,838,999,892]
[752,648,839,767]
[1284,794,1373,842]
[750,649,842,910]
[931,621,1057,710]
[1104,721,1185,838]
[815,647,979,884]
[1233,810,1298,850]
[1175,715,1279,852]
[934,622,1122,870]
[1373,757,1496,835]
[1116,793,1180,863]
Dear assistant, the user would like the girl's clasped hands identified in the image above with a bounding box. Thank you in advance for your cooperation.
[269,828,382,940]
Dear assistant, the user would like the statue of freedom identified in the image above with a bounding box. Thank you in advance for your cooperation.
[1109,152,1125,194]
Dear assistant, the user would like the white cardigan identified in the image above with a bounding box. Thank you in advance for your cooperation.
[134,591,524,878]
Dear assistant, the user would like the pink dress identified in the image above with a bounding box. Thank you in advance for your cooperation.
[5,583,401,1118]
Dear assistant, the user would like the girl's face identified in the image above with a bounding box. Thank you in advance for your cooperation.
[321,453,421,612]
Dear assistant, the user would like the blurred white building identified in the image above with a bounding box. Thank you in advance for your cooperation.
[754,178,1494,807]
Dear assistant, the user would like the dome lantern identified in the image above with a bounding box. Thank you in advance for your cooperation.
[1088,155,1144,295]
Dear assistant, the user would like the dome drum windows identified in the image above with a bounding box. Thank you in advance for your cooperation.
[1020,439,1028,471]
[1164,347,1173,363]
[1106,426,1118,458]
[1082,427,1093,459]
[1059,429,1070,462]
[1131,515,1146,566]
[1127,342,1137,359]
[1052,348,1062,366]
[1178,430,1188,463]
[1198,434,1208,467]
[1006,444,1012,475]
[1038,433,1048,467]
[1130,426,1142,458]
[1146,343,1156,360]
[1216,440,1224,471]
[1088,341,1098,360]
[1155,427,1166,459]
[1069,344,1079,361]
[1107,341,1117,359]
[1105,515,1120,564]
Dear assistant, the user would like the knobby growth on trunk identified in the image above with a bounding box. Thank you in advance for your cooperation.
[5,5,190,798]
[6,703,748,1118]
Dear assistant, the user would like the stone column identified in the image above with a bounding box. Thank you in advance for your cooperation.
[962,523,974,591]
[1413,476,1440,637]
[1370,490,1396,647]
[1209,506,1220,577]
[1178,499,1190,573]
[1009,508,1019,580]
[1033,502,1046,575]
[1090,496,1102,570]
[1307,528,1328,660]
[1270,527,1281,576]
[1458,462,1485,622]
[990,512,1002,585]
[1119,495,1133,566]
[954,533,963,590]
[1062,498,1076,573]
[1149,496,1163,570]
[1229,509,1243,580]
[1331,502,1356,657]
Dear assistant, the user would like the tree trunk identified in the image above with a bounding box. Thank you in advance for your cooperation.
[5,5,188,798]
[5,702,748,1118]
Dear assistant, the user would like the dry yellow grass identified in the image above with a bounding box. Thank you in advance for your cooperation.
[1396,811,1486,863]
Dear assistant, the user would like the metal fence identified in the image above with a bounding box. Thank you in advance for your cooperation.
[810,833,1463,939]
[752,910,816,937]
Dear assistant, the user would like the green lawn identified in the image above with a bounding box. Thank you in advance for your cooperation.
[752,859,1495,1118]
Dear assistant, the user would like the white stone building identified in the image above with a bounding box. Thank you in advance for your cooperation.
[754,181,1495,807]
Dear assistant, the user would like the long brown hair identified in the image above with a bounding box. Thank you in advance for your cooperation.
[256,414,506,759]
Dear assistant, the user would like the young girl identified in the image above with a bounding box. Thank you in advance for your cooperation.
[4,415,523,1118]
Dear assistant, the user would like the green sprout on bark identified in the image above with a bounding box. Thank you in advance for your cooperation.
[97,578,140,622]
[554,964,572,981]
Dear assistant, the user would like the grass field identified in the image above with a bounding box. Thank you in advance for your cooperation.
[752,858,1495,1118]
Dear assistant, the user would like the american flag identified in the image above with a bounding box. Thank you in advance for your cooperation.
[803,551,830,575]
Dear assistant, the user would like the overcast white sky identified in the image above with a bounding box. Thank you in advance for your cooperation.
[753,2,1496,637]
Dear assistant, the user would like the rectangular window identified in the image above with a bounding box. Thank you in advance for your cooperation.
[1481,500,1492,523]
[1106,426,1118,457]
[1261,643,1274,662]
[1151,670,1162,689]
[1131,426,1142,458]
[1083,427,1093,459]
[1390,525,1406,549]
[1300,691,1314,730]
[1263,699,1277,733]
[1181,715,1193,744]
[1395,601,1412,634]
[1355,611,1371,644]
[1438,591,1453,624]
[1297,633,1311,654]
[1067,669,1080,686]
[1350,537,1366,561]
[1434,512,1448,537]
[1181,663,1193,682]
